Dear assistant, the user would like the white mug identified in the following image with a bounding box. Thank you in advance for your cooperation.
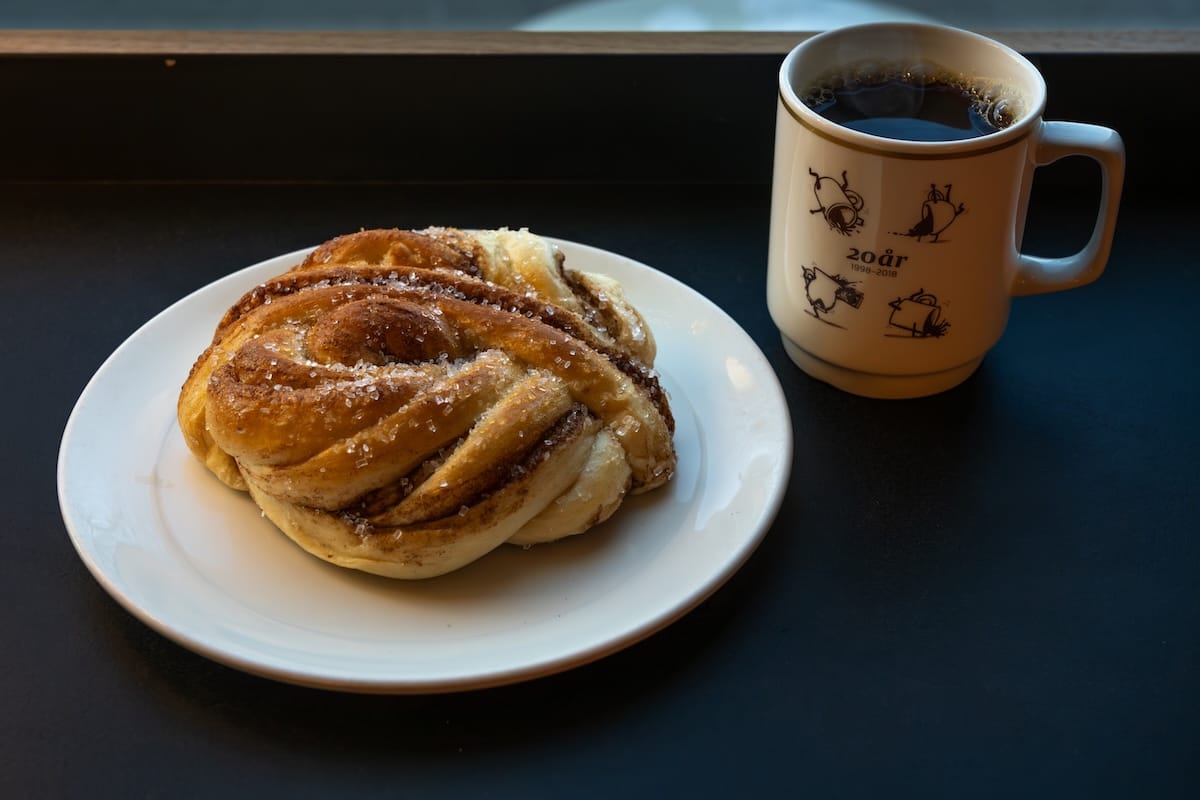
[767,23,1125,398]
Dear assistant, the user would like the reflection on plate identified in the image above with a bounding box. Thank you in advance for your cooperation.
[57,238,792,693]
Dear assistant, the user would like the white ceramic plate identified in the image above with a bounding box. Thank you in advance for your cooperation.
[58,238,792,693]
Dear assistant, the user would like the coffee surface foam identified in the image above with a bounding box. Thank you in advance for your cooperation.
[799,59,1024,133]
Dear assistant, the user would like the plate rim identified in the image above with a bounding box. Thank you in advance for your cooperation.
[57,236,793,693]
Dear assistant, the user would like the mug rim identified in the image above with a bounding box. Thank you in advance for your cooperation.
[778,22,1049,157]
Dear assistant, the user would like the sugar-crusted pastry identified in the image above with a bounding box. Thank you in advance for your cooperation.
[178,228,675,578]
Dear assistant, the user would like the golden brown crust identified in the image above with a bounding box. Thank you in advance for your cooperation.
[177,227,675,579]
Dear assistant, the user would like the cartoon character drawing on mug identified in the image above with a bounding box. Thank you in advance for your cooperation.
[809,168,865,235]
[892,184,967,243]
[886,290,951,338]
[801,264,864,327]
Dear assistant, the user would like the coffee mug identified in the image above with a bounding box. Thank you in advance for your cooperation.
[767,23,1124,398]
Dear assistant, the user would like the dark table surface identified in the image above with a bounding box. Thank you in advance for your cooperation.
[3,175,1197,796]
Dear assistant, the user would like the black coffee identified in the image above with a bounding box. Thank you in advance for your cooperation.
[806,73,1016,142]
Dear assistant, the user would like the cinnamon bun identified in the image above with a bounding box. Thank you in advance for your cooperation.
[178,228,675,578]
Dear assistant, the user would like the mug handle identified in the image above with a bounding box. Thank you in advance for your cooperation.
[1013,121,1125,296]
